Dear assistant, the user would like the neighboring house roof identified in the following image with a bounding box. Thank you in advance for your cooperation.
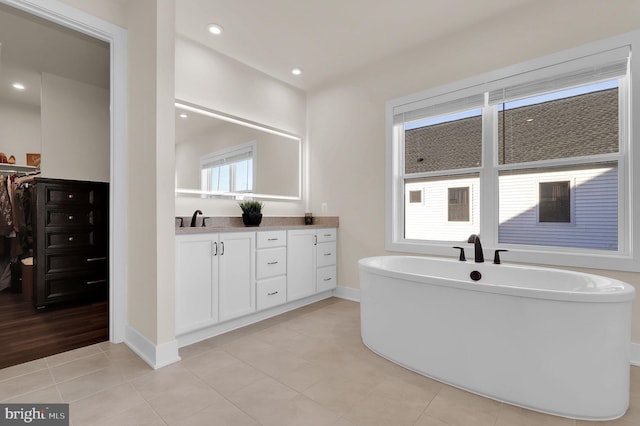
[405,88,618,174]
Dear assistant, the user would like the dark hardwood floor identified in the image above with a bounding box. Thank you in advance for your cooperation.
[0,290,108,369]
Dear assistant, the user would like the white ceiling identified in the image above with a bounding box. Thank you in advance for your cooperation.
[175,0,534,91]
[0,0,536,109]
[0,3,109,107]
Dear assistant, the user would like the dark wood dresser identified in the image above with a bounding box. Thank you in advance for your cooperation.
[32,178,109,308]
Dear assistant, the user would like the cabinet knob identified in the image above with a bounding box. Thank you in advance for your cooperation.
[68,194,74,199]
[68,236,74,242]
[68,215,74,220]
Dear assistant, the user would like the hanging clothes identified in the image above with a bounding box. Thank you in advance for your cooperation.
[0,176,13,237]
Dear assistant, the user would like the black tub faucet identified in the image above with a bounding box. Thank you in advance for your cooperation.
[467,234,484,263]
[190,210,203,227]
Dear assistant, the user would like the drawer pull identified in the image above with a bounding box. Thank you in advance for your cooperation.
[267,261,279,265]
[324,234,332,237]
[267,291,279,296]
[68,236,74,242]
[323,277,332,282]
[267,238,279,241]
[324,253,332,256]
[68,194,74,199]
[86,279,107,286]
[68,215,74,220]
[86,256,107,262]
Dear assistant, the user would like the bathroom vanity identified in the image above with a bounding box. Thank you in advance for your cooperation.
[175,220,337,347]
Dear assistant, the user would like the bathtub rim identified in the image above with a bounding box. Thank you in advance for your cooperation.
[358,255,635,303]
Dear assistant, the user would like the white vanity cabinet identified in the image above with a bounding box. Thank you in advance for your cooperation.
[175,233,219,334]
[218,232,256,321]
[175,231,255,334]
[255,230,287,310]
[287,228,337,301]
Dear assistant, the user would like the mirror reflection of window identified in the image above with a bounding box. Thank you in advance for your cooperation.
[200,141,255,193]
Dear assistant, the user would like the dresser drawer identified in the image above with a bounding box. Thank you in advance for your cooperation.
[256,276,286,311]
[38,273,108,307]
[46,208,104,227]
[256,247,286,280]
[45,229,106,250]
[256,230,286,249]
[316,241,336,267]
[45,186,94,206]
[45,252,108,275]
[316,265,337,292]
[316,228,336,243]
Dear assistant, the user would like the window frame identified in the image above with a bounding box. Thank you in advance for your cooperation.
[386,30,640,271]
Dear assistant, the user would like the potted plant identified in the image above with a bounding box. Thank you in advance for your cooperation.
[239,201,263,226]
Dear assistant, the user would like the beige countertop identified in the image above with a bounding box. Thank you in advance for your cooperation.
[175,216,339,235]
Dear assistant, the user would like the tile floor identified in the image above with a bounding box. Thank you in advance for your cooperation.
[0,297,638,425]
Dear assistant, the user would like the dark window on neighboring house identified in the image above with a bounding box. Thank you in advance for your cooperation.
[448,187,469,221]
[539,181,570,222]
[409,190,422,204]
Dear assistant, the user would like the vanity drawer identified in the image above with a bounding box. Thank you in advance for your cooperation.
[316,241,336,267]
[316,265,337,292]
[256,247,287,280]
[317,228,336,243]
[256,276,286,311]
[256,230,286,249]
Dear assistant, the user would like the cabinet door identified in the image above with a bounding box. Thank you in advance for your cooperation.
[287,229,316,301]
[175,234,218,334]
[219,232,256,321]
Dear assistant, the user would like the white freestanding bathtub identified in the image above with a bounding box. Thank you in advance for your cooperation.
[359,255,635,421]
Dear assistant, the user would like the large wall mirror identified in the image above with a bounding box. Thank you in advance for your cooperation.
[175,101,302,200]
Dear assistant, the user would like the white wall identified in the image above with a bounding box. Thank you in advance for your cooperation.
[0,100,40,166]
[40,72,110,182]
[306,0,640,341]
[175,37,307,217]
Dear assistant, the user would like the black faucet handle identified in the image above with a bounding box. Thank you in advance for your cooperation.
[452,246,466,261]
[178,217,184,228]
[493,249,508,264]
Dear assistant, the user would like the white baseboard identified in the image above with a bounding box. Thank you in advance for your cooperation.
[333,285,360,302]
[125,325,181,369]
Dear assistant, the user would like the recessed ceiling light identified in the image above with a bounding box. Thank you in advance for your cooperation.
[179,113,188,119]
[12,83,25,90]
[207,23,223,35]
[291,68,302,76]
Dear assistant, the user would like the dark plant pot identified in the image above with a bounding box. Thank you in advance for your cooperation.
[242,212,262,227]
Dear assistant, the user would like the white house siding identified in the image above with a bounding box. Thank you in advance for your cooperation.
[498,166,618,250]
[405,176,480,242]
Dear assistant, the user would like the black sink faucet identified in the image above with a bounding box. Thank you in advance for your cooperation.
[190,210,203,227]
[467,234,484,263]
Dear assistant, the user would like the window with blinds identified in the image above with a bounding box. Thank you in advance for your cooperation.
[387,33,638,270]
